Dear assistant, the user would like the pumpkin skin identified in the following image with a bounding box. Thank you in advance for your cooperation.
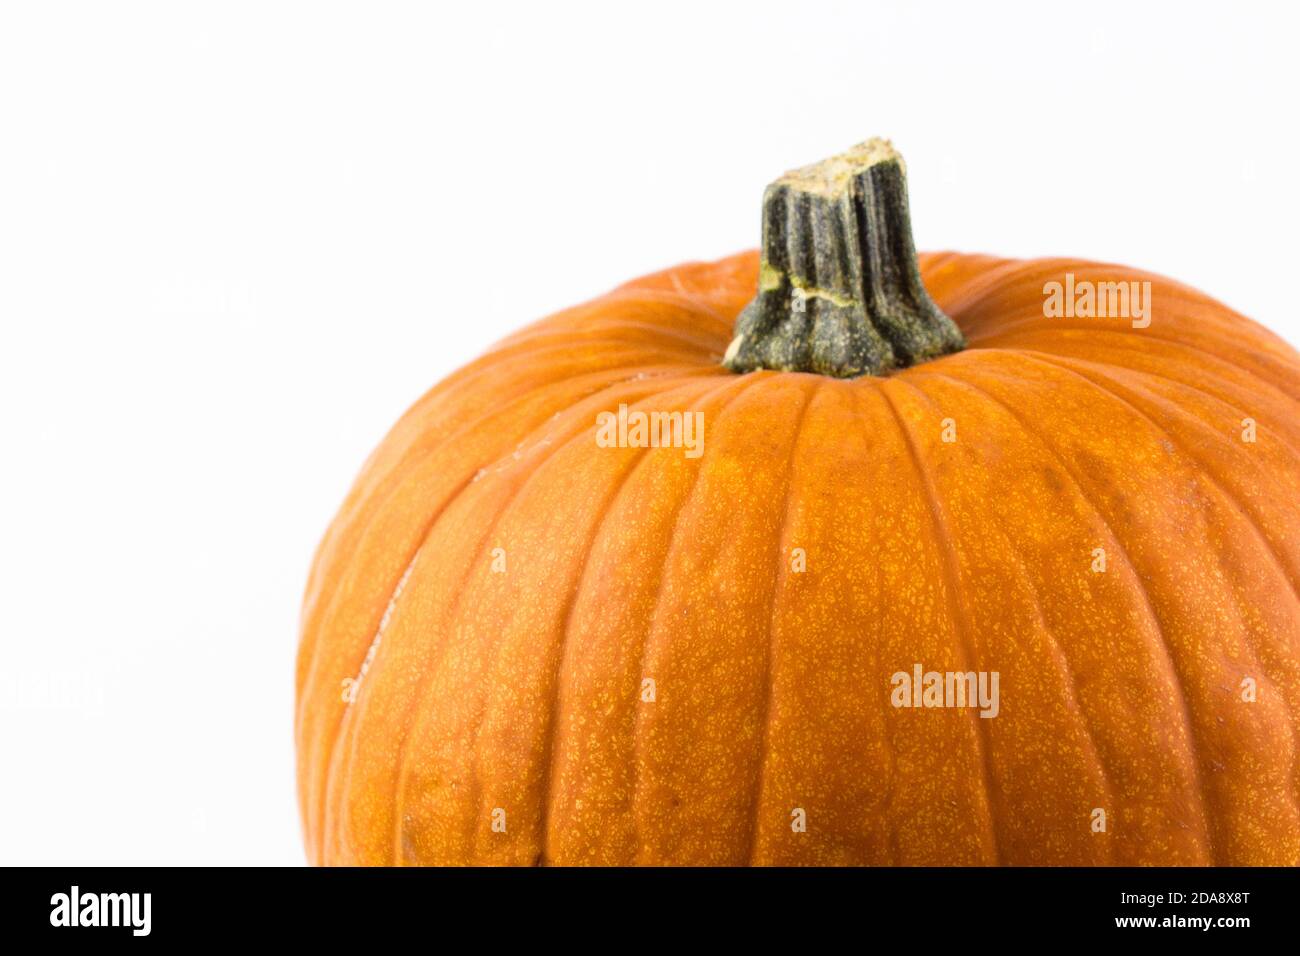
[295,249,1300,865]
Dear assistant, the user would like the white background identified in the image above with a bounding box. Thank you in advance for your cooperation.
[2,1,1297,865]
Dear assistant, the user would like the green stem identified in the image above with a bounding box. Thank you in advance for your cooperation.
[723,138,965,378]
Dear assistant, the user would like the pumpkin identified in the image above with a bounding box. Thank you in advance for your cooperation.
[296,139,1300,865]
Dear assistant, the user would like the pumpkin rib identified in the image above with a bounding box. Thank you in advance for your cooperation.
[974,310,1298,363]
[1060,356,1300,843]
[501,308,730,356]
[920,368,1206,862]
[587,284,738,326]
[931,358,1222,862]
[379,337,708,464]
[460,385,698,864]
[916,252,1012,316]
[571,288,735,332]
[850,385,901,864]
[614,252,757,306]
[299,357,716,707]
[1023,352,1300,609]
[516,372,771,864]
[305,459,472,861]
[534,457,650,864]
[626,372,782,863]
[321,370,721,863]
[325,541,423,858]
[356,508,500,864]
[1013,352,1300,824]
[995,529,1118,863]
[974,329,1300,398]
[969,338,1300,461]
[299,344,712,652]
[878,380,1005,865]
[968,296,1297,358]
[497,318,727,360]
[919,370,1124,858]
[304,359,659,617]
[1004,351,1300,858]
[298,361,718,810]
[378,354,716,492]
[386,373,753,865]
[359,341,715,481]
[626,257,754,306]
[924,256,1045,328]
[382,483,539,864]
[743,378,821,865]
[532,372,764,865]
[319,492,463,863]
[1031,352,1300,570]
[926,258,1156,338]
[406,372,736,863]
[491,305,723,357]
[498,293,733,352]
[939,256,1270,346]
[973,330,1300,410]
[1074,360,1300,813]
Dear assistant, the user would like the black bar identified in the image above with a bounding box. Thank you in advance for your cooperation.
[4,867,1293,942]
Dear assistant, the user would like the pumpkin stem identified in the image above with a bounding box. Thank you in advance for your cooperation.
[722,138,965,378]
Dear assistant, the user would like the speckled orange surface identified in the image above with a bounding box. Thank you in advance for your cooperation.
[295,251,1300,865]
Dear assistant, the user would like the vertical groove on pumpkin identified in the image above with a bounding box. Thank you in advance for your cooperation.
[300,342,668,665]
[357,479,503,863]
[1094,367,1300,831]
[304,357,688,859]
[479,372,756,862]
[385,519,504,864]
[309,361,696,863]
[626,374,776,863]
[312,469,475,863]
[534,373,761,865]
[383,372,723,864]
[850,386,900,864]
[322,543,423,860]
[1046,356,1300,581]
[321,376,604,863]
[1020,352,1300,840]
[533,449,658,865]
[948,355,1225,863]
[879,381,1005,864]
[743,379,819,865]
[923,371,1129,861]
[435,464,577,861]
[441,388,664,863]
[1029,352,1300,599]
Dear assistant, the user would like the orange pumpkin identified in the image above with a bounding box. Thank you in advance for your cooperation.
[296,140,1300,865]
